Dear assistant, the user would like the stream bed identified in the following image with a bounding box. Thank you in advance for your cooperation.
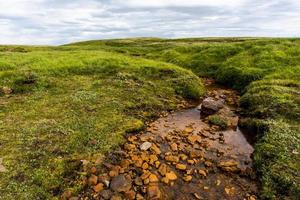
[78,80,258,200]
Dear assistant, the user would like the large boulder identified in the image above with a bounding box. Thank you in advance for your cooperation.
[200,97,224,115]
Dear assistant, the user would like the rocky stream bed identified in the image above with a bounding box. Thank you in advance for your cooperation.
[65,79,258,200]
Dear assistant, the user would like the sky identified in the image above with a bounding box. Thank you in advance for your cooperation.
[0,0,300,45]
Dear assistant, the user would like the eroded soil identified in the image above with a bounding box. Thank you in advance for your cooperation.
[69,80,258,200]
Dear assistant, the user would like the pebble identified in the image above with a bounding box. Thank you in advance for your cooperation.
[140,142,152,151]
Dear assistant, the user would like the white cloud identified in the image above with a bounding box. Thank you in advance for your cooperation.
[113,0,247,7]
[0,0,299,45]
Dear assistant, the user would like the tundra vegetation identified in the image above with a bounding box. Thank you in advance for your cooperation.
[0,38,299,199]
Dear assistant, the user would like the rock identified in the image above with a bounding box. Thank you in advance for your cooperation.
[194,193,203,199]
[161,177,169,184]
[149,174,159,183]
[165,171,177,181]
[140,142,152,151]
[170,143,178,151]
[187,160,195,165]
[120,159,131,168]
[144,178,150,185]
[136,193,144,200]
[158,164,168,176]
[125,190,136,200]
[110,175,132,192]
[165,155,179,163]
[184,127,194,133]
[175,164,187,170]
[141,171,151,180]
[142,162,149,170]
[179,154,188,161]
[187,134,201,144]
[128,135,137,142]
[88,174,98,185]
[111,195,122,200]
[125,144,136,151]
[134,177,143,186]
[200,97,224,115]
[93,183,104,193]
[135,159,143,168]
[218,160,240,173]
[109,169,119,177]
[147,184,161,199]
[100,190,113,200]
[189,150,204,158]
[151,144,161,155]
[204,161,213,167]
[198,170,207,177]
[149,155,158,165]
[183,175,193,182]
[61,190,72,200]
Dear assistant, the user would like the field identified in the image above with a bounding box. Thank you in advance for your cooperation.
[0,38,299,199]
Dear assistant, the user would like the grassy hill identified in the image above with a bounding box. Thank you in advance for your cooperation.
[0,38,299,199]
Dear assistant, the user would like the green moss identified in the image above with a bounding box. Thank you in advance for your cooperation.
[208,115,227,129]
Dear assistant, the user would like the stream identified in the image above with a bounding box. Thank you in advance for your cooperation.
[77,79,258,200]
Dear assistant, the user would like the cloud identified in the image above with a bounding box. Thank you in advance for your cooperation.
[0,0,299,45]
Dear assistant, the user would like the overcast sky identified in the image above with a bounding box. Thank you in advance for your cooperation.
[0,0,300,45]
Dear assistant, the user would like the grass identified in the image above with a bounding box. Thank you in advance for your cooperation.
[208,115,228,129]
[0,49,204,199]
[1,37,300,199]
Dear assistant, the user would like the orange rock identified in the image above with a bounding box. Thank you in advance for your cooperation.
[183,175,193,182]
[189,150,204,158]
[125,190,136,200]
[128,135,137,142]
[165,155,179,163]
[88,174,98,185]
[149,174,159,183]
[135,159,143,168]
[120,159,131,168]
[124,144,136,151]
[165,171,177,181]
[158,164,168,176]
[170,143,178,151]
[141,153,149,162]
[149,155,158,165]
[187,160,195,164]
[141,171,151,180]
[147,184,161,199]
[198,169,207,177]
[142,162,149,170]
[131,155,139,161]
[187,134,201,144]
[184,127,194,133]
[176,164,187,170]
[93,183,104,193]
[151,144,161,155]
[218,160,240,172]
[109,170,119,177]
[161,177,169,184]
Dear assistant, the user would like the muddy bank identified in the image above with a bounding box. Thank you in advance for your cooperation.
[68,80,258,200]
